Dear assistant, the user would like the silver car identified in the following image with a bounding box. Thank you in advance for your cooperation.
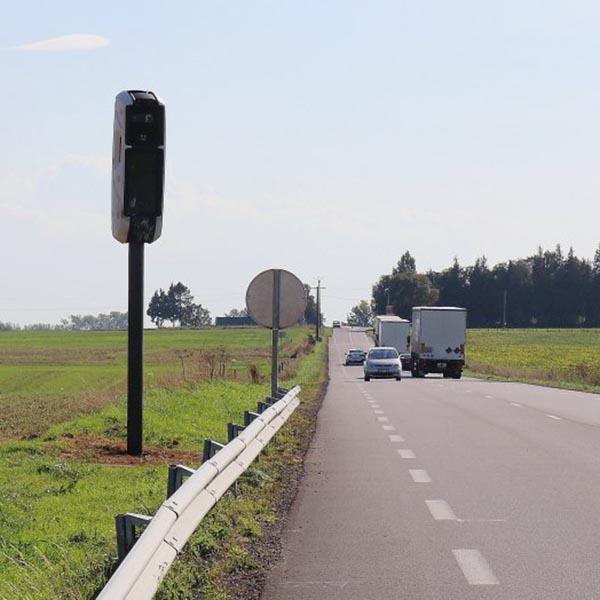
[364,347,402,381]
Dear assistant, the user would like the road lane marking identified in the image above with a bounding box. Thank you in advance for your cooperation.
[426,500,460,521]
[374,409,384,414]
[377,416,389,422]
[452,549,499,585]
[546,414,562,420]
[382,425,395,431]
[371,404,380,408]
[398,449,415,459]
[409,469,431,483]
[485,395,493,399]
[510,402,522,407]
[389,434,404,443]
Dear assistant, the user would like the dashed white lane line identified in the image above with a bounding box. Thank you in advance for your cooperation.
[510,402,522,407]
[452,549,499,585]
[546,414,562,420]
[377,416,389,422]
[398,449,415,459]
[371,404,381,408]
[409,469,432,483]
[389,434,405,443]
[485,395,494,399]
[426,500,460,521]
[374,409,384,414]
[382,425,395,431]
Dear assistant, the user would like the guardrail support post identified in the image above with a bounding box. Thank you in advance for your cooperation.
[257,401,271,414]
[227,422,245,442]
[116,513,152,562]
[167,464,196,498]
[244,411,260,426]
[203,439,225,462]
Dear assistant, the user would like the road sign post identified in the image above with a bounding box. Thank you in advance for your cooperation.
[271,270,281,397]
[246,269,307,398]
[112,90,165,456]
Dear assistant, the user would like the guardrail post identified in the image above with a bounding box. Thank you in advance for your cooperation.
[116,513,153,562]
[257,401,271,414]
[203,439,225,462]
[167,464,196,498]
[227,422,245,442]
[244,411,260,426]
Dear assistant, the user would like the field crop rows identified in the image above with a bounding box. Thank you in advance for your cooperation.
[467,328,600,392]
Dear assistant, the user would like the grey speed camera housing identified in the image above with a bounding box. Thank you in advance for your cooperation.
[112,90,165,243]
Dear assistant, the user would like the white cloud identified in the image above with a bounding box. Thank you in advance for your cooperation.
[9,34,109,52]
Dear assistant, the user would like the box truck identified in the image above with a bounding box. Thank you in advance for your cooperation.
[410,307,467,379]
[374,316,411,354]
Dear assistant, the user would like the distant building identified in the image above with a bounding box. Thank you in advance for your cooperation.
[215,316,256,327]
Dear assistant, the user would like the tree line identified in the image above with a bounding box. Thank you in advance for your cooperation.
[348,246,600,328]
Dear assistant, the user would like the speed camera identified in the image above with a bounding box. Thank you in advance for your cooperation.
[111,90,165,244]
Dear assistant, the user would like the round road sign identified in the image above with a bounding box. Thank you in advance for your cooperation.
[245,269,307,329]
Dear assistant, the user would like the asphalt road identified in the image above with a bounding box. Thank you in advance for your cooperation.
[262,327,600,599]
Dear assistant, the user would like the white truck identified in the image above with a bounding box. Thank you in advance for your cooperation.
[410,307,467,379]
[374,316,411,354]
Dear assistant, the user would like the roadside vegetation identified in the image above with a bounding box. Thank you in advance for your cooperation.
[0,326,329,599]
[467,328,600,392]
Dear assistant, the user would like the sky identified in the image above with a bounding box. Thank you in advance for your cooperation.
[1,0,600,325]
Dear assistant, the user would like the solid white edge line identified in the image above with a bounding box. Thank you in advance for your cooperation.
[452,549,499,585]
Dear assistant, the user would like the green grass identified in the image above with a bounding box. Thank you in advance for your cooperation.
[467,328,600,392]
[0,326,327,599]
[0,327,307,441]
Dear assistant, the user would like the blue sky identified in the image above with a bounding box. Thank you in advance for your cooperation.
[2,1,600,324]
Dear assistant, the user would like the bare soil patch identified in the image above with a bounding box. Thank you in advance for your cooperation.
[60,434,201,466]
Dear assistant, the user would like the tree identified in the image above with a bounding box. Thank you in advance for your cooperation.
[167,282,194,327]
[225,308,249,318]
[181,303,212,327]
[372,271,438,319]
[147,289,170,328]
[303,285,322,325]
[147,282,211,328]
[347,300,374,327]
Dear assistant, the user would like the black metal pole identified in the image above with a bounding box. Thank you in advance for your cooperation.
[128,242,144,456]
[271,270,281,398]
[316,280,321,341]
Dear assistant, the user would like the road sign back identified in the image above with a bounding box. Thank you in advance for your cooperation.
[246,269,307,329]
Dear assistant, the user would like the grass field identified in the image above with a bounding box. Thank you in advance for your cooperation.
[467,328,600,392]
[0,326,328,599]
[0,327,307,441]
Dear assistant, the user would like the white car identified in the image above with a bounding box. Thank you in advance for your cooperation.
[364,347,402,381]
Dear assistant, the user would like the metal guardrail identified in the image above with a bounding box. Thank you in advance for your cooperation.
[97,386,301,600]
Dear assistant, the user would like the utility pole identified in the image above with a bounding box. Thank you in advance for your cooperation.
[310,280,326,341]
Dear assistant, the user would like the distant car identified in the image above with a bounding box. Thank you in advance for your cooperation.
[332,320,341,328]
[364,347,402,381]
[345,349,366,365]
[399,353,412,371]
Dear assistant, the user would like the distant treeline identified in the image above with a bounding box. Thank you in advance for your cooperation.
[0,312,129,331]
[371,246,600,328]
